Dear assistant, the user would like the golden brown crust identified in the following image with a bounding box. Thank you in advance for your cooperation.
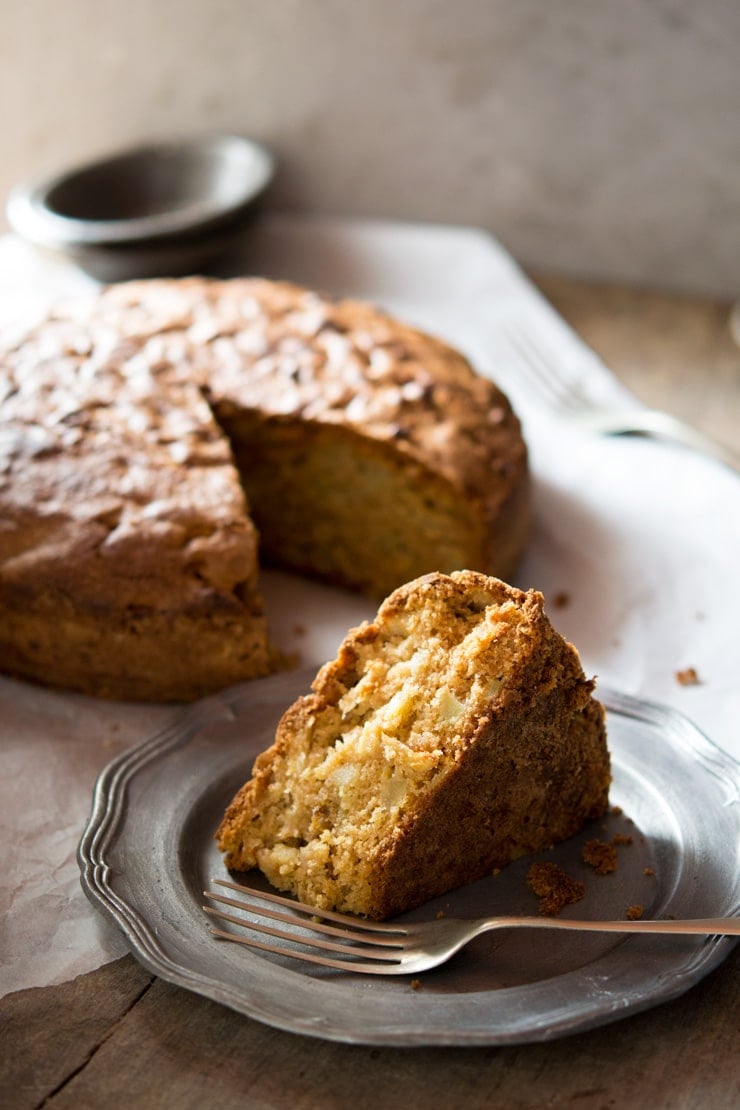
[0,279,529,700]
[217,571,610,918]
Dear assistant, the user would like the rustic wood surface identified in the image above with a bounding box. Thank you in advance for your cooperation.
[2,277,739,1110]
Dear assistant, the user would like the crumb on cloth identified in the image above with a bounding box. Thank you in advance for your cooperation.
[676,666,701,686]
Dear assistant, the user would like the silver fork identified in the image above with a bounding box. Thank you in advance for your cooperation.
[500,318,740,473]
[203,878,740,976]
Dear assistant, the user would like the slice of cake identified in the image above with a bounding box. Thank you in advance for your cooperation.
[217,571,610,919]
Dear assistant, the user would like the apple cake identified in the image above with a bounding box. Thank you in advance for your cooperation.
[216,570,610,918]
[0,278,529,701]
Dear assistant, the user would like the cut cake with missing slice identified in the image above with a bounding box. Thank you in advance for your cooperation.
[216,570,610,919]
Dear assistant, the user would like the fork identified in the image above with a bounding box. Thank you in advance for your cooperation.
[500,318,740,473]
[203,879,740,976]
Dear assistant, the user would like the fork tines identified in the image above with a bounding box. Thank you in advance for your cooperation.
[203,878,406,972]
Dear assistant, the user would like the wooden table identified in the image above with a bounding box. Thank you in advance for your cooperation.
[3,277,739,1110]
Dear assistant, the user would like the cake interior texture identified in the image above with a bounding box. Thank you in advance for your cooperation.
[217,570,610,919]
[218,412,510,598]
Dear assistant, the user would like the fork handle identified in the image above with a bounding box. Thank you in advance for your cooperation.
[475,916,740,937]
[574,408,740,473]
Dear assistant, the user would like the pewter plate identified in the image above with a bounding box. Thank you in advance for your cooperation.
[78,668,740,1046]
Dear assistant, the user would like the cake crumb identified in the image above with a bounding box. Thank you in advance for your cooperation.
[626,904,644,920]
[610,805,623,817]
[410,979,422,991]
[435,910,446,919]
[552,590,571,609]
[582,838,618,875]
[643,867,655,877]
[527,862,585,916]
[612,833,633,847]
[293,624,306,637]
[676,666,701,686]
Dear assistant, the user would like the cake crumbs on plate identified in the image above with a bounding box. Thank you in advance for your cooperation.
[612,833,633,846]
[527,862,585,916]
[582,838,618,875]
[676,666,701,686]
[551,590,571,609]
[643,867,656,877]
[410,979,422,991]
[626,904,644,920]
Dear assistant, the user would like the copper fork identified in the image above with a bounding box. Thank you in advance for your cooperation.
[203,878,740,976]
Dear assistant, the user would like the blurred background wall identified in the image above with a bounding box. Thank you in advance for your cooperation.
[2,0,738,296]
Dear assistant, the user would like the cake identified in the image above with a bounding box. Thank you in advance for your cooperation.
[217,570,610,919]
[0,277,529,701]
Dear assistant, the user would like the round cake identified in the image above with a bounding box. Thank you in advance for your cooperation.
[0,277,530,701]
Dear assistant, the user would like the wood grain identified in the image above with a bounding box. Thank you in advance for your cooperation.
[2,949,737,1110]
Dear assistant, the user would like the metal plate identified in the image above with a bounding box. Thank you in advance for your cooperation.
[78,667,739,1046]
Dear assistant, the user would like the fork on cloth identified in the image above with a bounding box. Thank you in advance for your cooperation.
[497,317,740,473]
[203,879,740,976]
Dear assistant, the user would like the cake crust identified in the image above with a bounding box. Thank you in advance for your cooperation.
[0,279,529,700]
